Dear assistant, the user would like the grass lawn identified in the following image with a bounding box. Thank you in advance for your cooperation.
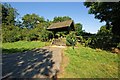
[62,44,119,78]
[2,41,50,54]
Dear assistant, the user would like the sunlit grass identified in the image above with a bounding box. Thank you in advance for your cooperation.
[63,44,119,78]
[2,41,50,54]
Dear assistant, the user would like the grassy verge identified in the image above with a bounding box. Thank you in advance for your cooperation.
[63,44,119,78]
[2,41,50,54]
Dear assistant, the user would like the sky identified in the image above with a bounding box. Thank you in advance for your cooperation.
[7,2,105,33]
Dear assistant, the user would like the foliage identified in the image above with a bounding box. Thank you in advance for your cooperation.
[76,36,85,44]
[15,19,22,27]
[97,26,112,36]
[40,29,53,42]
[2,4,53,43]
[79,36,85,43]
[56,31,69,37]
[63,44,119,78]
[1,3,18,25]
[85,35,120,50]
[66,32,77,46]
[26,29,39,41]
[19,27,30,41]
[1,3,74,43]
[2,22,53,42]
[2,25,21,42]
[74,23,83,36]
[53,16,72,23]
[117,43,120,49]
[84,2,120,35]
[22,14,45,28]
[80,25,120,50]
[85,37,93,47]
[2,41,50,53]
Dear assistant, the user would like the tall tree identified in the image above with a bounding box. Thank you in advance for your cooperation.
[53,16,72,23]
[84,2,120,35]
[22,14,45,28]
[74,23,83,36]
[1,3,18,25]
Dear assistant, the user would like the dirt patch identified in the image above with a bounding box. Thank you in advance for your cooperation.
[111,47,120,54]
[57,48,69,78]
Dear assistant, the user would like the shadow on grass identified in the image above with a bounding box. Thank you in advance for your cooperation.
[2,48,55,79]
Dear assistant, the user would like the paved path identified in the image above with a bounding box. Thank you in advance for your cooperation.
[2,46,65,79]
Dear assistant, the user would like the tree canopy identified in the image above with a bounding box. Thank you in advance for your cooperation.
[1,3,18,25]
[22,14,45,28]
[84,2,120,35]
[53,16,72,23]
[74,23,83,36]
[97,25,112,36]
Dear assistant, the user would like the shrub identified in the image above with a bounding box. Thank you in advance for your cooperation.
[56,31,69,37]
[85,34,120,50]
[66,32,77,46]
[85,38,92,47]
[77,36,86,44]
[2,25,21,42]
[40,30,53,42]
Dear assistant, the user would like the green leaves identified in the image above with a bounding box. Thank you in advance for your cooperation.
[40,30,53,42]
[66,32,77,46]
[2,25,21,42]
[84,2,120,35]
[1,3,18,25]
[97,25,112,36]
[74,23,83,36]
[53,16,72,23]
[22,14,45,28]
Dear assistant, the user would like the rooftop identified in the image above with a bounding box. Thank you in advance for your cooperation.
[47,20,73,30]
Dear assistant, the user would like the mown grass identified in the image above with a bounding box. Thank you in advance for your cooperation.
[63,44,119,78]
[2,41,50,54]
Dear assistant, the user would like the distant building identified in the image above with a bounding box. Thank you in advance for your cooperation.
[47,20,75,35]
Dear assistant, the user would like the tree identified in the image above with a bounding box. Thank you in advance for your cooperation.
[97,25,112,36]
[15,19,22,27]
[74,23,83,36]
[1,3,18,25]
[84,2,120,35]
[22,14,45,28]
[2,25,21,42]
[53,16,72,23]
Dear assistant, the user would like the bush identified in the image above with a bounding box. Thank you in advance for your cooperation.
[2,24,54,42]
[85,34,120,50]
[77,36,86,44]
[2,25,21,42]
[40,30,53,42]
[66,32,77,46]
[85,37,92,47]
[56,31,69,37]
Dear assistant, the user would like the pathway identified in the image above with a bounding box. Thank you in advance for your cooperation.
[2,45,65,79]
